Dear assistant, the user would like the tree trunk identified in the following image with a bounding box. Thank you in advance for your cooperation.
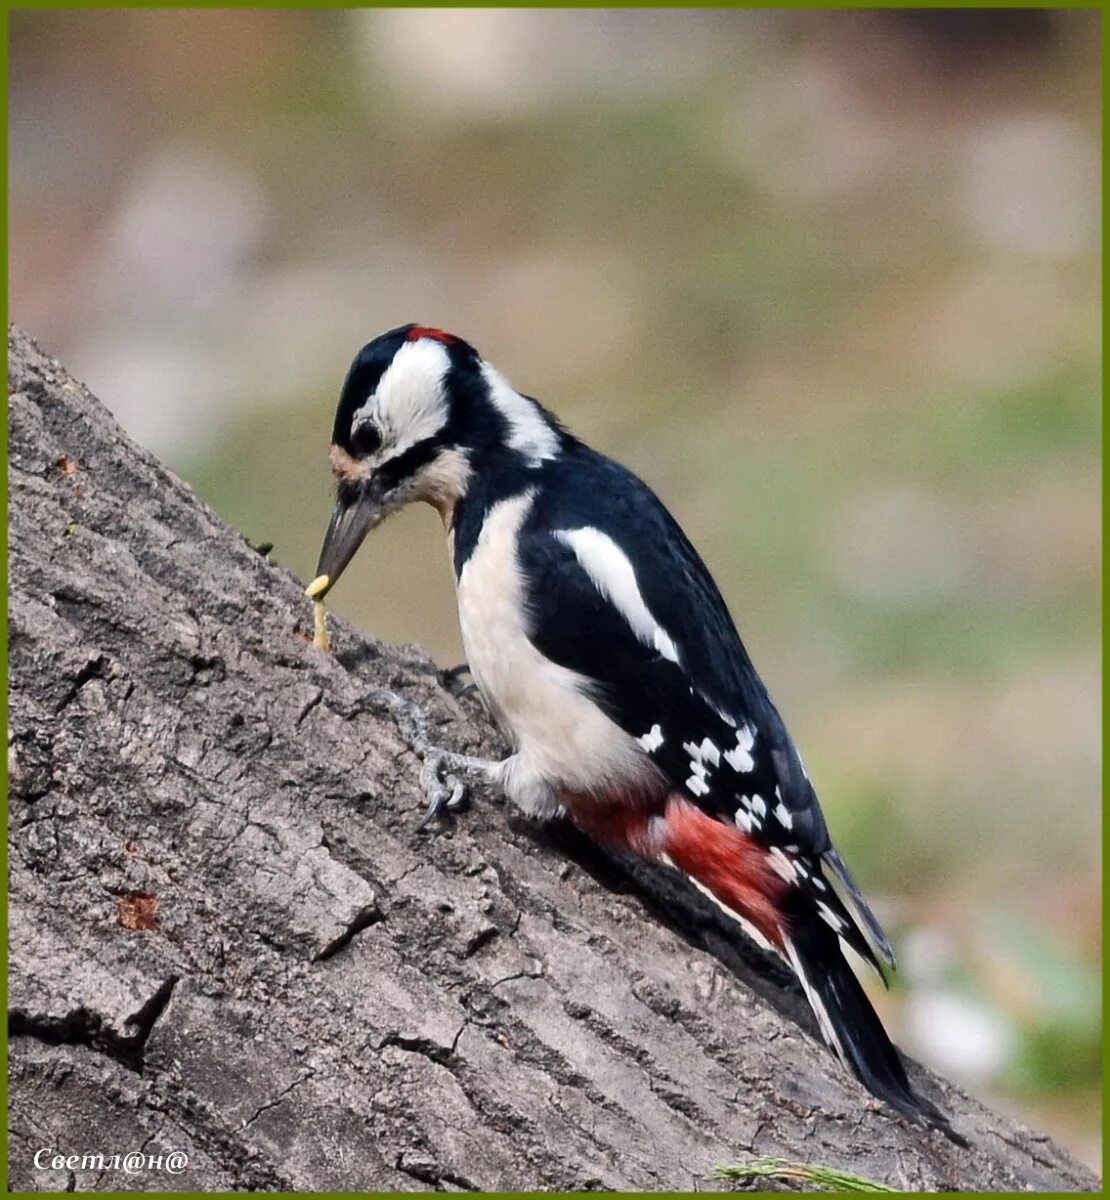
[7,325,1097,1192]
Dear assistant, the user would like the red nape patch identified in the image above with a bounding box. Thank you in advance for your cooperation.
[407,325,458,345]
[661,796,787,948]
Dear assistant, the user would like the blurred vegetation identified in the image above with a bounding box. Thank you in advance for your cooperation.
[9,8,1100,1167]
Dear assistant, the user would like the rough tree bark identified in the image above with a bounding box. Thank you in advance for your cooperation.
[6,325,1098,1193]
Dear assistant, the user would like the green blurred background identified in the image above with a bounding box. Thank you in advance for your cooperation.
[9,7,1100,1166]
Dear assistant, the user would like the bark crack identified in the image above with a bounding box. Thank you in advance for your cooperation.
[242,1071,315,1130]
[8,975,179,1073]
[312,903,381,962]
[54,652,108,713]
[394,1154,479,1192]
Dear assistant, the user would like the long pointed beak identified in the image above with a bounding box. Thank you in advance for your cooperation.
[313,483,384,596]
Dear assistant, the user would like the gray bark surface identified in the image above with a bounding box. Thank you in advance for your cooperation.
[7,325,1098,1192]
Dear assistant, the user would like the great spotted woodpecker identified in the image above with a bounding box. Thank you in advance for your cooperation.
[311,322,957,1138]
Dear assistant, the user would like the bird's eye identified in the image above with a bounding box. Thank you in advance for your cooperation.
[351,420,383,456]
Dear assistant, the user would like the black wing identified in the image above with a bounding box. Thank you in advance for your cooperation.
[519,448,895,969]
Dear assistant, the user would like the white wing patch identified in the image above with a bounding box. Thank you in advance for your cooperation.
[555,527,680,664]
[686,774,710,797]
[767,846,798,883]
[481,361,560,468]
[638,723,665,752]
[698,737,721,766]
[723,725,756,773]
[736,794,764,832]
[352,338,451,461]
[816,900,845,931]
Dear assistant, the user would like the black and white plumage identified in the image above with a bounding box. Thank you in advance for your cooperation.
[312,323,958,1139]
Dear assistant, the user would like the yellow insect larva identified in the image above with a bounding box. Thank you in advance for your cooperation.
[305,575,331,650]
[312,598,329,651]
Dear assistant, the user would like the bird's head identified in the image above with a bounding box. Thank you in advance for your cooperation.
[312,323,562,594]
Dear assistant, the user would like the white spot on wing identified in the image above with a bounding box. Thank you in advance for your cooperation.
[555,527,680,664]
[698,692,738,728]
[767,846,797,883]
[724,725,756,772]
[638,724,664,753]
[750,794,766,818]
[481,361,560,467]
[817,901,844,930]
[774,801,793,830]
[699,738,720,766]
[737,797,763,831]
[686,774,710,797]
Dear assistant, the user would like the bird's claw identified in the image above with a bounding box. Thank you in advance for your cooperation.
[441,662,479,700]
[364,687,488,830]
[416,767,470,831]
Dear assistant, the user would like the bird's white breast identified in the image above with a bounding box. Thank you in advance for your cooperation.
[455,489,647,797]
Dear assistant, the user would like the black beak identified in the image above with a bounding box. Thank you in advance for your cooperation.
[313,480,385,595]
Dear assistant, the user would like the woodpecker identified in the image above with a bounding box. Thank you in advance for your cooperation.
[311,322,958,1139]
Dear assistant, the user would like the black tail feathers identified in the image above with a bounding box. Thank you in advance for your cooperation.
[822,846,897,971]
[784,909,967,1147]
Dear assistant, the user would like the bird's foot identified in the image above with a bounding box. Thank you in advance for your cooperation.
[440,661,479,700]
[363,688,495,829]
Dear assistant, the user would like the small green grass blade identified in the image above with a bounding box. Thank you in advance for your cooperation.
[715,1157,899,1192]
